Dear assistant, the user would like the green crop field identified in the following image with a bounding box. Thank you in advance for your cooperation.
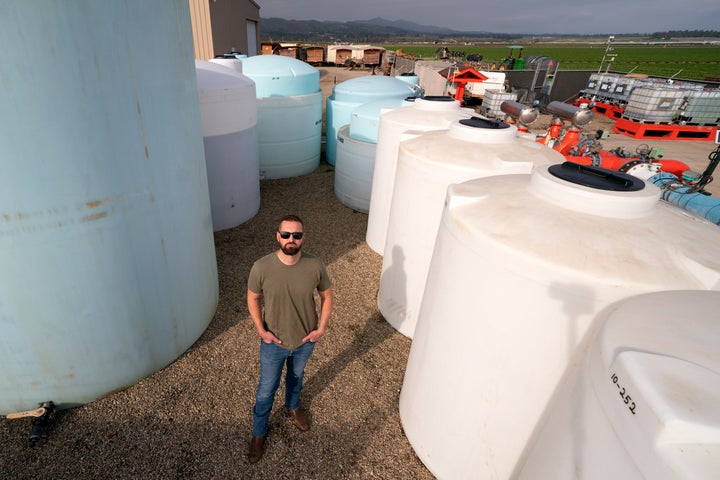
[382,44,720,82]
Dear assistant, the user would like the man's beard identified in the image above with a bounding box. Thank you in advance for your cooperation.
[281,244,301,256]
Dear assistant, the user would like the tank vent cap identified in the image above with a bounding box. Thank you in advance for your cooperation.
[459,116,511,129]
[549,162,645,192]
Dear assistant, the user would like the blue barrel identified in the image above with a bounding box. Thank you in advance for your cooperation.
[0,1,218,413]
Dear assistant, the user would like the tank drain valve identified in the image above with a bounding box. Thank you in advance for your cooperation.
[5,401,56,447]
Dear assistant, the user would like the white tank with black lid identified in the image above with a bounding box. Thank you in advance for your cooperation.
[378,117,564,338]
[365,96,473,255]
[399,163,720,480]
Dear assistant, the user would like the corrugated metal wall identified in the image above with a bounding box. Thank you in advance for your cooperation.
[188,0,213,60]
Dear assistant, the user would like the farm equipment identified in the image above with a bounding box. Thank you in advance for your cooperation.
[499,46,525,70]
[537,101,691,179]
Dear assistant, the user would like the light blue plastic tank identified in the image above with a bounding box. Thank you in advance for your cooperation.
[334,99,412,213]
[239,55,322,179]
[196,60,260,231]
[326,76,418,165]
[0,1,218,414]
[396,72,420,88]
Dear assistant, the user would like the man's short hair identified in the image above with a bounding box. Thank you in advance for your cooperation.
[279,214,303,229]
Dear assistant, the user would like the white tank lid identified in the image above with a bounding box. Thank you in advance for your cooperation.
[410,95,461,110]
[195,60,256,137]
[209,56,243,74]
[443,172,720,290]
[447,116,518,143]
[195,60,254,91]
[589,291,720,479]
[530,162,660,218]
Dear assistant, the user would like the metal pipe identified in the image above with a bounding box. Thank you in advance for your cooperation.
[546,101,594,126]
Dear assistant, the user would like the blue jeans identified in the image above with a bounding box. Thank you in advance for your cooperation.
[252,340,315,436]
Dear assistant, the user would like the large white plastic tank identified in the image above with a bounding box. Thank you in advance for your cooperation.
[196,60,260,231]
[378,118,563,338]
[399,164,720,480]
[0,2,218,414]
[365,96,474,255]
[518,290,720,480]
[334,98,409,212]
[239,55,322,179]
[326,76,417,165]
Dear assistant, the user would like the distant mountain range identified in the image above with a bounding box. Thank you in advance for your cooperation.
[260,17,518,42]
[260,17,720,43]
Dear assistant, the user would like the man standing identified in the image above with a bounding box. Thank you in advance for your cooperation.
[246,214,334,463]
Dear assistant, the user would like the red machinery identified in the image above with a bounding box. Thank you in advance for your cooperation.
[438,63,488,102]
[534,101,690,179]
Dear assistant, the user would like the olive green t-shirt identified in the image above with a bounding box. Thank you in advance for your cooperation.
[248,251,332,350]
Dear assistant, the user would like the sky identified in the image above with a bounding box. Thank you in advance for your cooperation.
[255,0,720,35]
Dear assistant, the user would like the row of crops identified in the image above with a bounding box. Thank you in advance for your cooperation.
[382,44,720,82]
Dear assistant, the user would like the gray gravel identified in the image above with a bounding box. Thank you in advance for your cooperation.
[4,65,714,480]
[0,165,434,480]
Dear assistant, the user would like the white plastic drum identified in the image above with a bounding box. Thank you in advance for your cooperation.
[518,290,720,480]
[0,2,218,414]
[365,96,473,255]
[378,118,563,338]
[399,164,720,480]
[196,60,260,231]
[334,98,409,213]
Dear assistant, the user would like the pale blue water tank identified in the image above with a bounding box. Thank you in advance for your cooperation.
[196,60,260,231]
[0,2,218,414]
[326,76,418,165]
[239,55,322,179]
[396,72,420,88]
[335,98,411,212]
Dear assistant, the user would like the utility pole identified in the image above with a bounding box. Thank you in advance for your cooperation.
[598,35,616,73]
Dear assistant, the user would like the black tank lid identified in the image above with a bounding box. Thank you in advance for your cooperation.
[549,162,645,191]
[459,116,510,129]
[422,95,455,102]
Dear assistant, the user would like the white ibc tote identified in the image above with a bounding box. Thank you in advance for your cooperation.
[399,164,720,480]
[378,117,563,338]
[365,96,473,255]
[518,290,720,480]
[196,60,259,231]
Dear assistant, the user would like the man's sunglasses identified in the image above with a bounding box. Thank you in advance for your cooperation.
[278,231,304,240]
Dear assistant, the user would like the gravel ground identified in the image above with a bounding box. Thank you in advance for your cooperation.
[3,65,716,480]
[0,165,434,480]
[1,66,434,480]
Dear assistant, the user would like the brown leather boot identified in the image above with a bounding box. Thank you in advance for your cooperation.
[248,435,266,463]
[287,408,310,431]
